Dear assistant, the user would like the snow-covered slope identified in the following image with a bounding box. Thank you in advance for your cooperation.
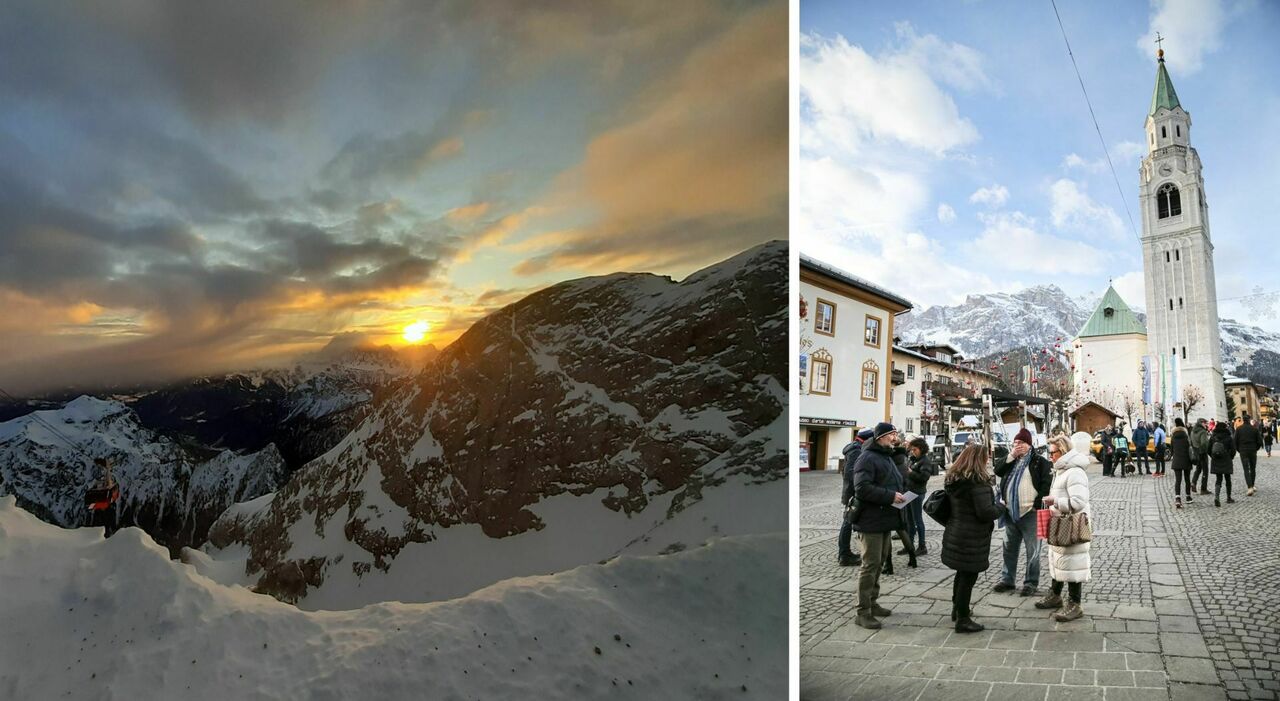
[0,397,284,548]
[205,241,788,609]
[0,495,784,700]
[899,286,1280,386]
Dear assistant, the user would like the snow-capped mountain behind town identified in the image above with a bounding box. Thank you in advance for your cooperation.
[0,397,285,550]
[200,241,787,610]
[897,285,1280,387]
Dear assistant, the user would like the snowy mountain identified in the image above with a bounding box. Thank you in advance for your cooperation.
[896,285,1093,359]
[128,340,434,469]
[203,241,788,609]
[0,496,785,700]
[898,286,1280,387]
[0,397,285,549]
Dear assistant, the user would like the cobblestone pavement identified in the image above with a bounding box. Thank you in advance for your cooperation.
[799,455,1280,700]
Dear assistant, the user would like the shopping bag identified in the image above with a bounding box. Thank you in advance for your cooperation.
[1036,507,1052,540]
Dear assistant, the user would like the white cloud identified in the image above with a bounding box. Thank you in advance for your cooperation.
[800,25,989,157]
[1137,0,1229,74]
[798,156,928,242]
[1062,141,1147,174]
[969,184,1009,208]
[971,211,1106,274]
[1049,178,1127,240]
[937,203,956,223]
[1110,270,1147,311]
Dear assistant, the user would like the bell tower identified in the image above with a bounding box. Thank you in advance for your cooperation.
[1139,47,1227,421]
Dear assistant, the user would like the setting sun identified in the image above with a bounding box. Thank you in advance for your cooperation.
[402,321,429,344]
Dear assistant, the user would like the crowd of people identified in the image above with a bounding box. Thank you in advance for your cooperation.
[837,414,1272,633]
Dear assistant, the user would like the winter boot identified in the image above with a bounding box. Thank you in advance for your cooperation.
[1053,601,1084,622]
[870,605,892,618]
[916,544,928,556]
[954,617,984,634]
[882,559,894,576]
[1227,496,1236,504]
[908,552,918,568]
[1034,592,1063,610]
[855,612,882,629]
[1215,498,1221,507]
[1175,497,1182,509]
[1186,494,1193,503]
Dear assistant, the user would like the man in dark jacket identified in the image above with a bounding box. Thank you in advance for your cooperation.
[837,428,874,566]
[1234,413,1261,497]
[1190,419,1211,494]
[992,427,1053,596]
[850,422,906,629]
[1132,422,1151,475]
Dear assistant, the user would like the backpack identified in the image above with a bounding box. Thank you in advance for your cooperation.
[922,489,950,526]
[1211,440,1230,459]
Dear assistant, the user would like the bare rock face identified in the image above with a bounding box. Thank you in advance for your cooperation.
[209,241,788,605]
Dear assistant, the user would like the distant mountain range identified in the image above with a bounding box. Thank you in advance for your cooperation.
[896,285,1280,389]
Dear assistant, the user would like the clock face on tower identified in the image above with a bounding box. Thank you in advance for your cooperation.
[1158,163,1173,176]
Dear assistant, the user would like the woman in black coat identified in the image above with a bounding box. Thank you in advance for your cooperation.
[1209,422,1236,507]
[1168,418,1194,508]
[941,444,1002,633]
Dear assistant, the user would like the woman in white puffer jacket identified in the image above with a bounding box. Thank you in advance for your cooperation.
[1033,433,1092,622]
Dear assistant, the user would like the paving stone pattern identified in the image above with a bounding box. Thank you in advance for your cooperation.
[799,456,1280,700]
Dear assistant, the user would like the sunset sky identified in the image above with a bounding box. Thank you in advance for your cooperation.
[0,0,785,393]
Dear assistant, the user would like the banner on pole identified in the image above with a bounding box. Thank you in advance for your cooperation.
[1142,355,1152,405]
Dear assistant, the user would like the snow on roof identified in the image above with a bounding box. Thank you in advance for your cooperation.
[800,254,913,311]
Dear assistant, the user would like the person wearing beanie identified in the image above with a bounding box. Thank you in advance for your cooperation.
[837,427,876,566]
[1210,420,1237,506]
[849,422,906,629]
[991,426,1053,597]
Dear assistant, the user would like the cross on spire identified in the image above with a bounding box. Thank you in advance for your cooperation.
[1154,32,1165,58]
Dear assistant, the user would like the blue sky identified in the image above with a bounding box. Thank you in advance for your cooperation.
[0,1,785,393]
[799,0,1280,330]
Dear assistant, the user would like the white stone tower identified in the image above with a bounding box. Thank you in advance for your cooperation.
[1139,48,1227,422]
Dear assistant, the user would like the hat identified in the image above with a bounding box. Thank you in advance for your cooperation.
[856,427,875,441]
[1014,427,1033,445]
[872,422,897,439]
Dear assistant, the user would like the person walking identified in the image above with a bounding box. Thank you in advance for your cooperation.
[1033,434,1093,621]
[941,444,1002,633]
[1264,419,1274,458]
[884,436,918,573]
[1153,422,1167,475]
[1210,420,1237,507]
[1132,422,1151,475]
[1112,428,1131,477]
[1191,419,1212,495]
[903,436,939,556]
[1099,427,1115,477]
[991,427,1052,597]
[1236,414,1261,497]
[849,423,907,629]
[1169,418,1195,508]
[838,428,874,566]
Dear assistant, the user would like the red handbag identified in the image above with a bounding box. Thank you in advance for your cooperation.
[1036,507,1052,540]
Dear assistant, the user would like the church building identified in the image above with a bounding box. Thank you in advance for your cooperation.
[1072,48,1228,424]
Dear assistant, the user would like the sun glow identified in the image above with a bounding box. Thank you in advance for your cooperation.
[402,320,430,344]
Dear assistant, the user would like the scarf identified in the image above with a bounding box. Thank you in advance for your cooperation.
[1001,451,1033,527]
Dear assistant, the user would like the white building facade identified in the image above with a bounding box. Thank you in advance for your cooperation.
[1139,49,1227,422]
[798,255,911,471]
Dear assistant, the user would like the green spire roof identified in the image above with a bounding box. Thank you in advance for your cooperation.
[1078,285,1146,339]
[1149,57,1182,117]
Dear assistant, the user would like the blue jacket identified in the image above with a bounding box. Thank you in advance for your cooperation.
[1132,427,1150,450]
[1153,426,1166,447]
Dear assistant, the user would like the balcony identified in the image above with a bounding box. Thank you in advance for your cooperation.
[891,369,905,386]
[925,378,972,399]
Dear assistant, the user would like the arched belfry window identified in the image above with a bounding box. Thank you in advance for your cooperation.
[1157,183,1182,219]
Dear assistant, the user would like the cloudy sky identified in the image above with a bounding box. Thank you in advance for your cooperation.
[0,0,786,394]
[800,0,1280,330]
